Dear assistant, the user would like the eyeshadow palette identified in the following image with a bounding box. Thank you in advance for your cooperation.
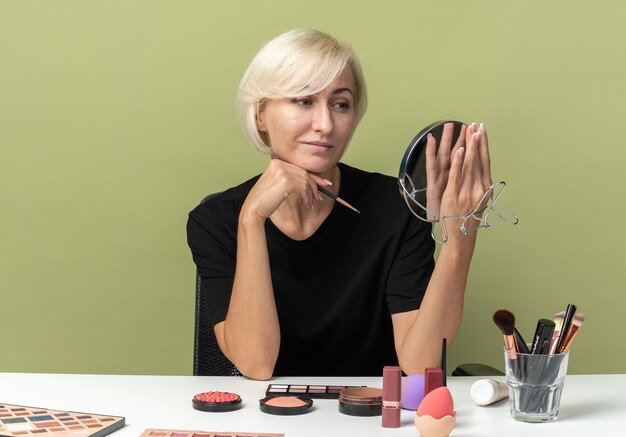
[0,403,124,437]
[265,384,366,399]
[141,429,283,437]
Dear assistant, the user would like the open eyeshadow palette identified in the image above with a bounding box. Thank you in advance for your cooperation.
[265,384,366,399]
[0,404,124,437]
[141,429,284,437]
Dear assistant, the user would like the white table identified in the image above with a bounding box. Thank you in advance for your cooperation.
[1,373,624,436]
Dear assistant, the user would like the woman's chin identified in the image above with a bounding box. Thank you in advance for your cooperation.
[280,156,339,175]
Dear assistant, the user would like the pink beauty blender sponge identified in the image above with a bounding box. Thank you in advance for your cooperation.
[415,386,456,437]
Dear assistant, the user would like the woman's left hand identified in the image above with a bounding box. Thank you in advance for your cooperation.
[439,122,493,244]
[425,122,466,220]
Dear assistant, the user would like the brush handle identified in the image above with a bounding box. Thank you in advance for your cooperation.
[318,186,337,200]
[514,328,530,354]
[554,304,576,353]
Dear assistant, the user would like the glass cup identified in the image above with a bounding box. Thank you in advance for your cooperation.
[504,350,569,423]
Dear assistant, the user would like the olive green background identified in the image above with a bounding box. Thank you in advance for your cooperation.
[1,0,624,376]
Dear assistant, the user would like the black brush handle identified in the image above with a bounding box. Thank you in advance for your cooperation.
[318,186,337,200]
[555,304,576,354]
[514,328,530,354]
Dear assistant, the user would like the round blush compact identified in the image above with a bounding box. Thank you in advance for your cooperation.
[259,396,313,416]
[338,387,383,417]
[192,391,242,412]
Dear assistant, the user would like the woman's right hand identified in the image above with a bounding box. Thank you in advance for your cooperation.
[241,159,332,222]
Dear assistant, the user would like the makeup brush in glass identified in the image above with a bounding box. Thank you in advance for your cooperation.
[548,311,566,355]
[318,186,361,214]
[558,312,585,353]
[492,309,519,370]
[554,303,577,354]
[492,309,529,354]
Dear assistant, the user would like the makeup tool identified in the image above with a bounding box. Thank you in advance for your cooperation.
[400,374,425,410]
[258,396,313,416]
[470,379,509,406]
[558,312,585,353]
[264,384,365,399]
[141,429,283,437]
[530,319,556,354]
[192,391,242,412]
[514,328,531,354]
[492,309,518,369]
[318,187,360,214]
[554,303,577,354]
[414,387,456,437]
[338,387,383,417]
[0,403,124,437]
[441,337,447,386]
[548,311,566,355]
[382,366,401,428]
[494,305,581,421]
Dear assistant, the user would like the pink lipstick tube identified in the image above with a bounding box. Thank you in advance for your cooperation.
[382,366,402,428]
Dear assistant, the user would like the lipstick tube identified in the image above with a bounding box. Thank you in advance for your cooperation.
[382,366,401,428]
[424,367,444,395]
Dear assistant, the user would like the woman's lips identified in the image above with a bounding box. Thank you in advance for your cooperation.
[303,141,333,151]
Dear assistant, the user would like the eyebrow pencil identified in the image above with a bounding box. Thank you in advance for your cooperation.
[318,186,361,214]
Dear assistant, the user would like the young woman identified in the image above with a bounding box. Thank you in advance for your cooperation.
[187,29,491,379]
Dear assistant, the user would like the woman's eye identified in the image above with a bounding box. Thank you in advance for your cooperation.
[293,98,312,106]
[334,102,350,111]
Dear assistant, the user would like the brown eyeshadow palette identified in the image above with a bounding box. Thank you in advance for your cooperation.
[141,429,284,437]
[264,384,366,399]
[0,403,124,437]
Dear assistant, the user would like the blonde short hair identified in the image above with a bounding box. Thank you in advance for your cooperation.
[237,29,368,154]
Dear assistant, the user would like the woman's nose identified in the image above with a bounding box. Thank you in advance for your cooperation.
[311,104,332,134]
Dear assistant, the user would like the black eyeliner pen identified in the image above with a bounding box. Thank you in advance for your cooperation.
[318,186,361,214]
[555,304,577,354]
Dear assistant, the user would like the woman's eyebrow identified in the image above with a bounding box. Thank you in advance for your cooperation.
[331,87,354,97]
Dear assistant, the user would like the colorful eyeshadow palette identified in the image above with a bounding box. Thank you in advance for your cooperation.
[141,429,283,437]
[264,384,367,399]
[0,403,124,437]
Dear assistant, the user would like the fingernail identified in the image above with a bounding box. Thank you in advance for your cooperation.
[480,122,485,132]
[324,179,333,186]
[458,147,465,155]
[319,193,324,201]
[471,122,477,132]
[428,133,433,139]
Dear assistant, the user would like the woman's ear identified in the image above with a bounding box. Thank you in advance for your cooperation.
[256,116,266,132]
[256,101,267,132]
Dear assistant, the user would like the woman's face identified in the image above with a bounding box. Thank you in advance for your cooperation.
[257,67,356,175]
